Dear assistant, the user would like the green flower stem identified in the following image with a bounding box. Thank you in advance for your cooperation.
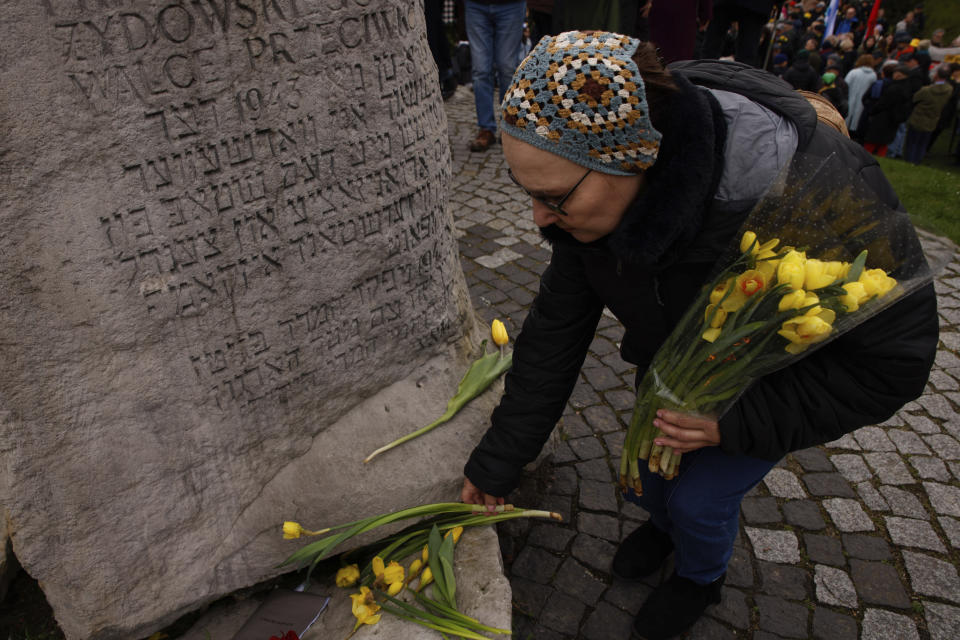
[364,348,513,463]
[624,287,799,484]
[413,594,512,635]
[282,503,515,572]
[371,509,555,567]
[376,592,493,640]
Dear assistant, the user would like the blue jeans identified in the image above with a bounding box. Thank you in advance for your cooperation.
[464,0,526,132]
[888,122,907,158]
[624,447,778,584]
[903,127,932,164]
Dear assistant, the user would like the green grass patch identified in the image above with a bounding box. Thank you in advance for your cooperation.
[877,155,960,245]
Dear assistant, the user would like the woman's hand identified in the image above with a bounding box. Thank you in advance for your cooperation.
[461,476,505,513]
[652,409,721,454]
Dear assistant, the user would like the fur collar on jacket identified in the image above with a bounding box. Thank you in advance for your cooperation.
[540,73,727,269]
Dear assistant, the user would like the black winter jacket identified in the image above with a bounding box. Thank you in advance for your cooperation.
[863,77,913,145]
[464,61,939,498]
[784,61,822,92]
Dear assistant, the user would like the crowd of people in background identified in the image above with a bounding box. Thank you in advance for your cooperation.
[426,0,960,166]
[766,1,959,166]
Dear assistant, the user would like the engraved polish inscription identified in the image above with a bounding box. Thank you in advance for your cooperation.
[42,0,458,409]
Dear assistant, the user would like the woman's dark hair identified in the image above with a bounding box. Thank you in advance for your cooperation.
[855,54,875,68]
[631,41,678,134]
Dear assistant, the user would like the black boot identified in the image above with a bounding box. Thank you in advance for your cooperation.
[611,521,674,581]
[632,572,725,640]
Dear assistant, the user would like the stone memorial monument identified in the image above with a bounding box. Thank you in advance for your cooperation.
[0,1,490,638]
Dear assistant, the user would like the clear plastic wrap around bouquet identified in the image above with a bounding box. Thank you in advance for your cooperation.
[619,153,938,493]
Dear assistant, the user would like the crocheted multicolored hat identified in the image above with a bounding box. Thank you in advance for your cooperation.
[500,31,662,176]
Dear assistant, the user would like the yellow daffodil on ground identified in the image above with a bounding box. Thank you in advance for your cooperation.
[492,318,509,360]
[364,322,514,462]
[384,563,404,591]
[491,319,509,346]
[371,556,405,595]
[407,558,423,582]
[280,503,558,640]
[349,586,382,628]
[282,521,328,539]
[417,566,434,591]
[336,564,360,587]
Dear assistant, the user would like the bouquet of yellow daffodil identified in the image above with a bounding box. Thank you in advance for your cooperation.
[619,153,936,491]
[364,320,513,463]
[281,501,561,638]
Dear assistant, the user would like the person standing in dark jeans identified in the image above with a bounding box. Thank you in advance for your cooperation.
[862,65,913,157]
[702,0,777,67]
[903,65,954,165]
[464,0,527,152]
[425,0,459,100]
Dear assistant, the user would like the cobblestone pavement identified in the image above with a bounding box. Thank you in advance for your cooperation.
[443,86,960,640]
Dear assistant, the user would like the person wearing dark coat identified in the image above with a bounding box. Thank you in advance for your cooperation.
[900,53,929,93]
[784,49,822,91]
[525,0,554,41]
[838,38,858,75]
[862,66,913,156]
[904,65,955,164]
[701,0,778,67]
[928,64,960,152]
[647,0,713,64]
[771,52,789,77]
[819,71,849,118]
[463,31,938,640]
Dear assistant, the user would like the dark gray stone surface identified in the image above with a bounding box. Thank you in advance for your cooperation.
[758,561,811,600]
[842,533,893,561]
[755,594,810,638]
[812,608,859,640]
[783,500,827,530]
[803,473,857,498]
[742,497,783,524]
[804,534,845,566]
[849,559,912,608]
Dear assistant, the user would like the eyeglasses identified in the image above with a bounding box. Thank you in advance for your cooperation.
[507,167,592,217]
